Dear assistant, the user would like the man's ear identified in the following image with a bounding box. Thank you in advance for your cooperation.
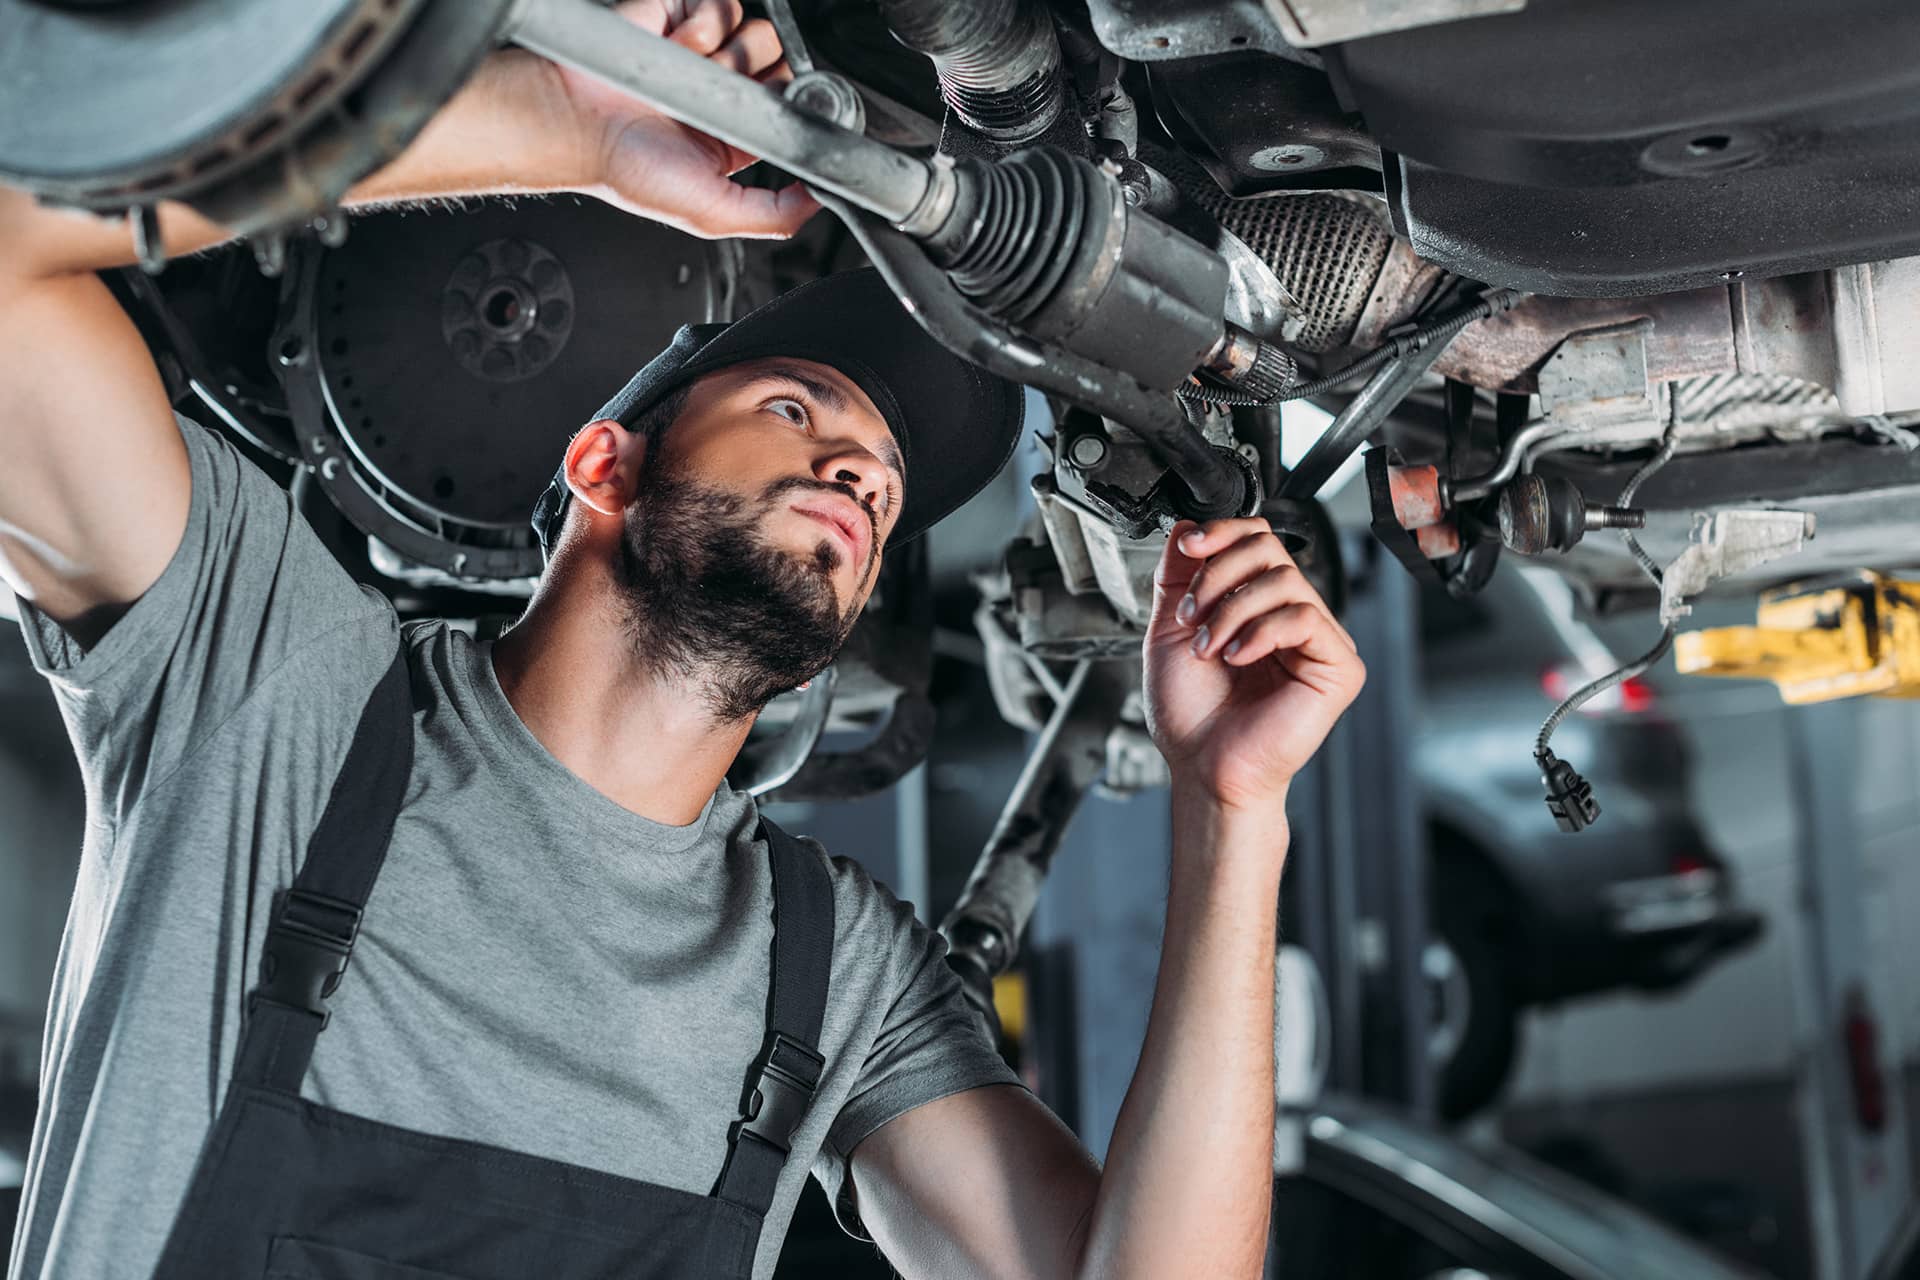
[564,418,646,517]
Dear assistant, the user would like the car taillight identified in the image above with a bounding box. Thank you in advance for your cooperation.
[1617,676,1657,714]
[1541,664,1658,715]
[1668,851,1713,877]
[1843,986,1889,1133]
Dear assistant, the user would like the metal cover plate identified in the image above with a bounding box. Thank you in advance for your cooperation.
[312,197,734,529]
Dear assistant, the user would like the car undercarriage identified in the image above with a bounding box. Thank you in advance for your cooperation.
[4,0,1918,1116]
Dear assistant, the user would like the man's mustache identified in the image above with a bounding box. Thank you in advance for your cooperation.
[761,475,880,570]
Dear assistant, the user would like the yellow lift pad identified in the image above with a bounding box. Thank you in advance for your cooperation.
[1675,571,1920,704]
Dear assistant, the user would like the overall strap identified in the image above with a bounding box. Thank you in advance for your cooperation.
[231,644,415,1093]
[713,818,835,1216]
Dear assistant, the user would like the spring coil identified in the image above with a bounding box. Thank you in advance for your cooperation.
[878,0,1067,142]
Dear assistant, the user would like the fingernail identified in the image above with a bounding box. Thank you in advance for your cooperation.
[1192,626,1209,656]
[1176,594,1196,624]
[1179,531,1204,555]
[1223,639,1242,659]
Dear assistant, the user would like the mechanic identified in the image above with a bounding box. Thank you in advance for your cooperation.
[0,3,1363,1278]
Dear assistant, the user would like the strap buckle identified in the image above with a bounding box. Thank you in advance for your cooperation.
[257,889,363,1027]
[736,1032,825,1154]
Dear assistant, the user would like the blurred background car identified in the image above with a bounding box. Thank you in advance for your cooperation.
[1272,1095,1769,1280]
[1415,567,1763,1121]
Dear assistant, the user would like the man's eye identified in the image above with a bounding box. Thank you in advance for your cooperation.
[767,397,810,426]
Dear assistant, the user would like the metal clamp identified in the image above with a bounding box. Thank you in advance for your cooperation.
[736,1033,824,1153]
[257,889,364,1026]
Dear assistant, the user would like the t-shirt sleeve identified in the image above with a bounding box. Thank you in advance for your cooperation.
[12,412,390,826]
[812,855,1023,1238]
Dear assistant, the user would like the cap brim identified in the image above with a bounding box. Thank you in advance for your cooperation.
[533,268,1025,555]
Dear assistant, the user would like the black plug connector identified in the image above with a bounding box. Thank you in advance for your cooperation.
[1537,749,1600,833]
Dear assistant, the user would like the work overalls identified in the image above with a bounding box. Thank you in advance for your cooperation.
[151,651,835,1278]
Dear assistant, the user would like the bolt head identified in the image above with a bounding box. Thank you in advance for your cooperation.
[1067,434,1110,469]
[1250,144,1327,172]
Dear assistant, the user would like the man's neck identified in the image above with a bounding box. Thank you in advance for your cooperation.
[489,587,752,827]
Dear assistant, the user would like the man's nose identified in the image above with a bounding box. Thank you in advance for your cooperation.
[813,445,886,514]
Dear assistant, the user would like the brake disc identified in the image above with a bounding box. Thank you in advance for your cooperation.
[0,0,509,236]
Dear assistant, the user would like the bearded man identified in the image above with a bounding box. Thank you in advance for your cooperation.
[0,2,1363,1277]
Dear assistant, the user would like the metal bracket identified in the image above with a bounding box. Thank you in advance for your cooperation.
[1660,508,1818,624]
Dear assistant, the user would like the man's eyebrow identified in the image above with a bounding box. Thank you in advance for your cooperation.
[744,364,849,414]
[741,365,906,480]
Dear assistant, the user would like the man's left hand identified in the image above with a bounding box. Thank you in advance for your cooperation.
[536,0,820,239]
[1143,518,1366,818]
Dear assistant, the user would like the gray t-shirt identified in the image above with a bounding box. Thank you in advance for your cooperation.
[7,416,1017,1280]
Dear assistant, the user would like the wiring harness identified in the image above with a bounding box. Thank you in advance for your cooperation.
[1533,418,1681,832]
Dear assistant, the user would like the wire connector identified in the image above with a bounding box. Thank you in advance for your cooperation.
[1537,748,1600,833]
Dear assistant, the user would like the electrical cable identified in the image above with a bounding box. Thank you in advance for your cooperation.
[1534,624,1676,761]
[1614,411,1680,586]
[1531,412,1683,830]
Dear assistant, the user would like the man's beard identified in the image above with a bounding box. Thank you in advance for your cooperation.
[613,453,870,722]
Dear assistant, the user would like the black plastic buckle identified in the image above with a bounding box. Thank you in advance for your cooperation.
[736,1033,824,1154]
[257,889,363,1027]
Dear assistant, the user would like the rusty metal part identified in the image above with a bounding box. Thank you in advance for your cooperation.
[1388,463,1447,527]
[1536,320,1657,417]
[1675,572,1920,703]
[1202,323,1299,399]
[1734,261,1920,416]
[1430,287,1735,394]
[1412,524,1461,560]
[1349,235,1451,351]
[1384,462,1461,557]
[1430,262,1920,421]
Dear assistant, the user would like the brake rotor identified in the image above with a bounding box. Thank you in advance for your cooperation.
[284,196,737,575]
[0,0,508,237]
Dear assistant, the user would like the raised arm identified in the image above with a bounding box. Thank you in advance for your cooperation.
[0,0,811,646]
[850,518,1364,1279]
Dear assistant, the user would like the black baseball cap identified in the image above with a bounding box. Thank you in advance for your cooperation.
[531,268,1025,556]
